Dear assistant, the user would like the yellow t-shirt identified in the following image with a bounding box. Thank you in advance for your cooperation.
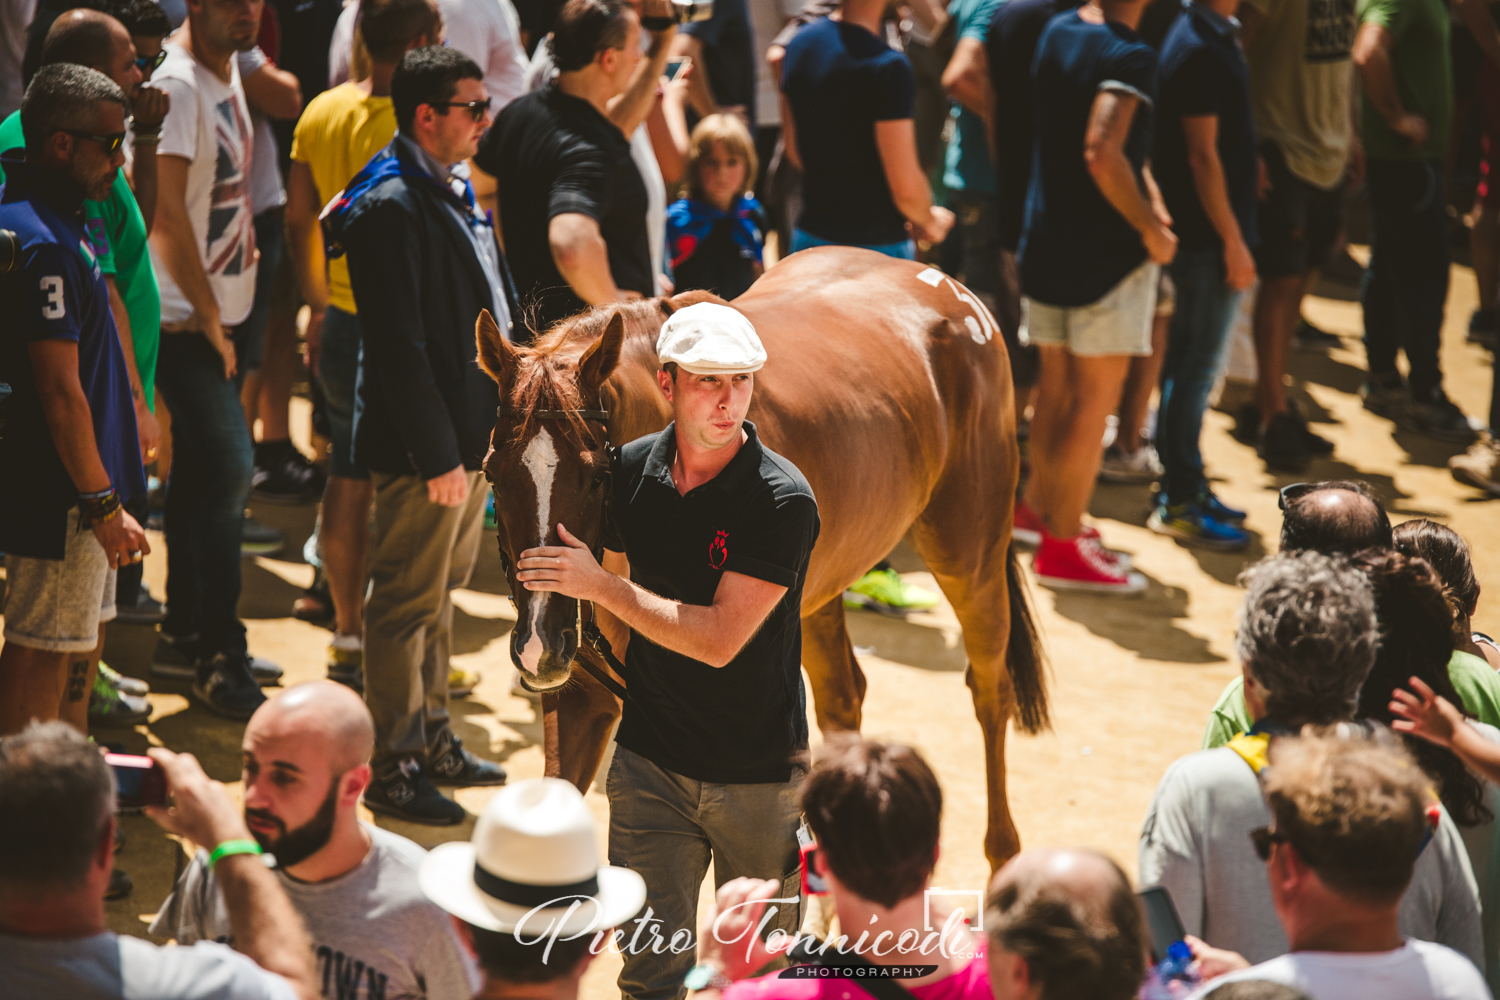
[290,83,396,315]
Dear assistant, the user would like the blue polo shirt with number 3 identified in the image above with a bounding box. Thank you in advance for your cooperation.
[0,153,142,559]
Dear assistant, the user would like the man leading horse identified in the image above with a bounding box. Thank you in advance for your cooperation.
[515,302,817,1000]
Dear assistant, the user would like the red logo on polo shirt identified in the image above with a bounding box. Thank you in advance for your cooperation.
[709,530,728,569]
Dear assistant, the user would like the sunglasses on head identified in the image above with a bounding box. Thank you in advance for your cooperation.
[61,129,127,155]
[431,97,492,121]
[135,50,167,72]
[1277,482,1318,512]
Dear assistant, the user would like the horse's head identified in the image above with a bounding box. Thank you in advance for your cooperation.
[475,308,626,691]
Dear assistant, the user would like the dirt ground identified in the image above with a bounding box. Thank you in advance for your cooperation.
[2,242,1495,1000]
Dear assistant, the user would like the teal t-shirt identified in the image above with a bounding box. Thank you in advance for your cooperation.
[1354,0,1451,161]
[941,0,1004,194]
[0,112,160,410]
[1202,650,1500,748]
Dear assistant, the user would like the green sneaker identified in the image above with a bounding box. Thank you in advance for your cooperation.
[90,667,153,727]
[99,662,149,697]
[844,568,940,614]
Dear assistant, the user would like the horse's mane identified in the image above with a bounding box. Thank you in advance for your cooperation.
[506,298,669,445]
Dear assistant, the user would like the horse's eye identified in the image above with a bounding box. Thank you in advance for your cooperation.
[592,468,609,488]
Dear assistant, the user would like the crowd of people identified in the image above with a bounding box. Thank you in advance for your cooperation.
[1,0,1500,995]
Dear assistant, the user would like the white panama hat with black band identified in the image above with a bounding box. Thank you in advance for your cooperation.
[418,778,646,937]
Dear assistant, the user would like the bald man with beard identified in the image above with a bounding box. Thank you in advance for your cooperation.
[151,683,480,1000]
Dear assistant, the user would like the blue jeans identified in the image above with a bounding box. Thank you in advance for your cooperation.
[1362,159,1449,398]
[233,207,285,380]
[1158,248,1241,506]
[790,227,915,260]
[317,304,368,480]
[156,332,253,655]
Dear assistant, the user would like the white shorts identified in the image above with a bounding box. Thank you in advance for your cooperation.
[3,510,117,652]
[1020,260,1160,357]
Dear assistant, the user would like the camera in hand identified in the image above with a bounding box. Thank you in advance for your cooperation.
[107,753,169,810]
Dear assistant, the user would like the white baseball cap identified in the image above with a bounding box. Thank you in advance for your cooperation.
[656,302,767,375]
[418,778,646,936]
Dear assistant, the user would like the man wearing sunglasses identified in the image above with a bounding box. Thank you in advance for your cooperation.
[0,65,149,737]
[1139,551,1482,971]
[1184,733,1489,1000]
[321,45,518,824]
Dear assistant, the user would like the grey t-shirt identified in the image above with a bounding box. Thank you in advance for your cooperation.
[1139,745,1484,968]
[0,929,297,1000]
[150,823,479,1000]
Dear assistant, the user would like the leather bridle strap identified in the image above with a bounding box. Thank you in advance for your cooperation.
[498,407,611,423]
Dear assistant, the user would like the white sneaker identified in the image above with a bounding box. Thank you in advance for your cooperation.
[1098,444,1163,484]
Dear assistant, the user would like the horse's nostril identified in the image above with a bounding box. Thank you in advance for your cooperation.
[561,629,578,659]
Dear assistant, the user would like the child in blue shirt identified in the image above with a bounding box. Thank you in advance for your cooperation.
[667,114,765,301]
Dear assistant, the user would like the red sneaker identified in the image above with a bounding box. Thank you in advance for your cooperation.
[1034,532,1146,595]
[1013,503,1131,567]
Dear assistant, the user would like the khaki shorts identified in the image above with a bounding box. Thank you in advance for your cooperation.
[1020,260,1160,357]
[3,510,117,652]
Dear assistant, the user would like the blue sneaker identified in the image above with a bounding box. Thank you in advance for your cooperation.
[1197,487,1246,523]
[1148,501,1250,551]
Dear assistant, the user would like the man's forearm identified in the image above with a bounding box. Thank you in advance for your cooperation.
[1187,147,1245,249]
[106,278,147,409]
[594,574,740,667]
[31,346,111,494]
[131,146,159,234]
[551,217,624,304]
[284,212,329,312]
[611,25,676,136]
[152,208,221,325]
[1091,151,1159,237]
[214,854,317,1000]
[1354,36,1406,127]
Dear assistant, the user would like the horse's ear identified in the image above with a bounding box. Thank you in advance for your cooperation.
[475,309,518,388]
[579,312,625,394]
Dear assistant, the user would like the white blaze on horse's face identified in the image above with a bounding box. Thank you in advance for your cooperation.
[517,426,559,676]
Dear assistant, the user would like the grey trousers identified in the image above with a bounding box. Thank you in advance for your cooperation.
[365,470,486,765]
[607,744,803,1000]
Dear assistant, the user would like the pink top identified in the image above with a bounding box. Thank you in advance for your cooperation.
[723,941,990,1000]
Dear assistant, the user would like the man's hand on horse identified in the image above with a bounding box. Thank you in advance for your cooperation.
[517,523,614,602]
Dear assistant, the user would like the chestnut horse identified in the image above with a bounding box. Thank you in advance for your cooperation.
[476,246,1046,868]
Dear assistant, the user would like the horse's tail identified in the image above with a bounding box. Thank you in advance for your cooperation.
[1006,542,1050,733]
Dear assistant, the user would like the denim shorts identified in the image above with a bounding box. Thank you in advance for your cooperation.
[318,305,368,480]
[1020,260,1160,357]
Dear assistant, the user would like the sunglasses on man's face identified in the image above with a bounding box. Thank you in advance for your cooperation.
[62,129,127,155]
[431,98,493,121]
[135,50,167,72]
[1250,826,1288,861]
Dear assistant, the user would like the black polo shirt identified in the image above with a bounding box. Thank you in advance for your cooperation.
[602,421,819,784]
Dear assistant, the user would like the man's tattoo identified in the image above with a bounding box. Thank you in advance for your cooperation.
[67,659,89,702]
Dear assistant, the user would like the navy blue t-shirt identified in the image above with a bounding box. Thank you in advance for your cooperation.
[1153,4,1259,252]
[781,16,916,246]
[1019,10,1158,307]
[0,154,144,559]
[987,0,1085,251]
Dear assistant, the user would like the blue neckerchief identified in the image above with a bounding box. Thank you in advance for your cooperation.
[321,138,487,261]
[667,195,764,269]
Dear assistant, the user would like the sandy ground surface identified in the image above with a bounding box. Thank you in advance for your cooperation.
[2,243,1495,1000]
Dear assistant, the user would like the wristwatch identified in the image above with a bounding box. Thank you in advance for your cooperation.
[684,964,735,992]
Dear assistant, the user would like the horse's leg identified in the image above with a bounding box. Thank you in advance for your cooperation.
[541,661,622,791]
[801,596,866,733]
[911,471,1047,872]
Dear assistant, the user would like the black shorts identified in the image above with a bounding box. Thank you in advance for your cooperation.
[1253,140,1345,278]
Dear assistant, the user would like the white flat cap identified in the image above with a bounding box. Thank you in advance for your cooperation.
[656,302,767,375]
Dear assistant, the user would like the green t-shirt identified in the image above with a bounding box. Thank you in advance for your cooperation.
[1355,0,1451,161]
[0,111,160,410]
[1202,650,1500,749]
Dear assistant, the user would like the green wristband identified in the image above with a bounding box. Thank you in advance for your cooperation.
[208,839,264,869]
